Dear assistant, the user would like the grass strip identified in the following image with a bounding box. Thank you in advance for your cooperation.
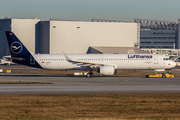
[0,81,52,84]
[0,94,180,119]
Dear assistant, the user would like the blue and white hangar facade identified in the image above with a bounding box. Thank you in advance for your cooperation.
[0,18,140,58]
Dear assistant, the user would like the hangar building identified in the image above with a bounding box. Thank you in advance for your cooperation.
[39,20,140,54]
[0,18,140,58]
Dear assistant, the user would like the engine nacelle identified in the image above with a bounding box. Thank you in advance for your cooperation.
[97,65,117,75]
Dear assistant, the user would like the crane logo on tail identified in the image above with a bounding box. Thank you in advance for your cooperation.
[10,42,23,54]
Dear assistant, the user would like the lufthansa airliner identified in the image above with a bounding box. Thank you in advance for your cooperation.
[5,31,176,77]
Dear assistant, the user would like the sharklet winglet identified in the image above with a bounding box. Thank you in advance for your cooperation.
[63,52,71,62]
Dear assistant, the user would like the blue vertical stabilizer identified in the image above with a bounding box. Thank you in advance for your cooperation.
[5,31,42,68]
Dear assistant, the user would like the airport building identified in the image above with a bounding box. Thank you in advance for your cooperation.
[140,30,178,49]
[39,20,140,54]
[133,18,180,61]
[92,18,180,61]
[134,19,179,49]
[92,18,179,49]
[0,18,140,58]
[1,18,180,61]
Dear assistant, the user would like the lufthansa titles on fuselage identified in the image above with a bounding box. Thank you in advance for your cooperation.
[128,55,153,59]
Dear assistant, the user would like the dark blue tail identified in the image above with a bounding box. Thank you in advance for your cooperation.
[5,31,31,58]
[5,31,42,68]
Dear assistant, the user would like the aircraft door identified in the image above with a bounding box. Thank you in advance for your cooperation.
[154,56,159,64]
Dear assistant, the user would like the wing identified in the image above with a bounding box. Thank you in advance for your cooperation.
[63,52,103,67]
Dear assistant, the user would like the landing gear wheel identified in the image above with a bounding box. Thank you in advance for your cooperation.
[86,68,93,78]
[162,75,166,78]
[146,75,149,78]
[86,73,91,78]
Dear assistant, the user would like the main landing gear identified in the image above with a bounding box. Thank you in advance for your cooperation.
[86,69,93,78]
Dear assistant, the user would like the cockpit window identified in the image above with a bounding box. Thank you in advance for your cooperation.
[163,58,169,60]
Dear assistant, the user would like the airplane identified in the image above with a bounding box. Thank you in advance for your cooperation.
[5,31,176,78]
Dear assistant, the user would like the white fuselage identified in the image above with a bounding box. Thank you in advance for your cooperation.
[32,54,176,70]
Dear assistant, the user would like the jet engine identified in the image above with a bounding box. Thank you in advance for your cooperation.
[97,65,117,75]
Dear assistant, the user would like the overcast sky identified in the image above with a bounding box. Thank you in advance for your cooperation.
[0,0,179,22]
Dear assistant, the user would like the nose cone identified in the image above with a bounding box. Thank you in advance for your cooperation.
[171,61,176,68]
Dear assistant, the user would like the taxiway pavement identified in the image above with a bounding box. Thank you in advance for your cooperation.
[0,73,180,95]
